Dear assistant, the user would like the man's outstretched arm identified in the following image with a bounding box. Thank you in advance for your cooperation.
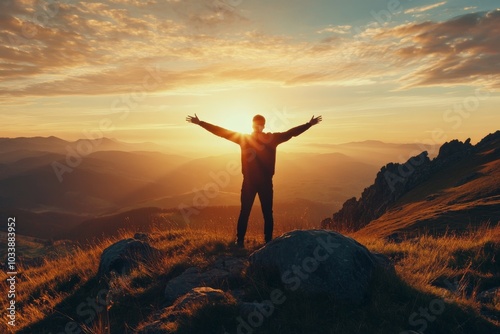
[275,115,322,144]
[186,114,241,144]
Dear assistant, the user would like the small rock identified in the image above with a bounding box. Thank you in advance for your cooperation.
[164,267,230,304]
[137,287,236,334]
[173,287,234,310]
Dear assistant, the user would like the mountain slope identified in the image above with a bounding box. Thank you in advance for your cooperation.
[329,131,500,237]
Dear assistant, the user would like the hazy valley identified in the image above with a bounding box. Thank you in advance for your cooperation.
[1,133,499,334]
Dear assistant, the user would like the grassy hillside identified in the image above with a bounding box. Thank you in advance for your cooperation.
[360,147,500,238]
[2,222,499,334]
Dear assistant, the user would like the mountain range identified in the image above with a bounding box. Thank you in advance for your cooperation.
[0,136,439,239]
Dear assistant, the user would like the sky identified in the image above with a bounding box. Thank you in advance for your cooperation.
[1,0,499,156]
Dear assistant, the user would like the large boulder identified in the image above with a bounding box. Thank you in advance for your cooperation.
[248,229,391,304]
[98,237,161,277]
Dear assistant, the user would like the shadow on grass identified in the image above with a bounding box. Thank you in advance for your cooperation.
[17,269,168,334]
[18,276,105,334]
[175,267,500,334]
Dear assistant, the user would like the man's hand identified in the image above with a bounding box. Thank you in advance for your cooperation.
[309,115,322,126]
[186,114,201,125]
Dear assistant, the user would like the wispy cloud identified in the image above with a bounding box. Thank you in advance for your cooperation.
[317,25,352,34]
[378,10,500,88]
[404,1,447,14]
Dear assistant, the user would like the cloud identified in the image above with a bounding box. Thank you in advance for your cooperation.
[0,1,498,97]
[378,10,500,88]
[317,25,352,35]
[165,0,248,30]
[404,1,447,14]
[0,0,368,96]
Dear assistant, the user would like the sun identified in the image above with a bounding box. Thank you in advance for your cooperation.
[218,111,254,134]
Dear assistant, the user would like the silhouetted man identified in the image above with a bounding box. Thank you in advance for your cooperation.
[186,113,322,246]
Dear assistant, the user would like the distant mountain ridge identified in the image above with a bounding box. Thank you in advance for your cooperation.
[327,131,500,236]
[0,136,426,216]
[0,136,168,154]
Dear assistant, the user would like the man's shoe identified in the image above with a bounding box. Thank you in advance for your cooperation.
[235,240,244,248]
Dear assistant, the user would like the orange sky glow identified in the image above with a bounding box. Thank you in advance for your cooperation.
[1,0,499,156]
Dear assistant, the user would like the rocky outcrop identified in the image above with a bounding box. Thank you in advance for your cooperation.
[328,132,500,231]
[331,151,432,230]
[98,236,161,277]
[248,230,392,304]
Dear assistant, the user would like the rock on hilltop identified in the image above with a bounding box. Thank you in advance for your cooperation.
[248,230,392,304]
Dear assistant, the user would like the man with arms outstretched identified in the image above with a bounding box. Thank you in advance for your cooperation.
[186,114,322,247]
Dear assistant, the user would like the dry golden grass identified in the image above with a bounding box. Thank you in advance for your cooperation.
[1,220,499,333]
[0,233,120,333]
[352,223,500,310]
[0,227,259,333]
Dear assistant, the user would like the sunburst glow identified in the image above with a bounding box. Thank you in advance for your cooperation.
[216,111,255,134]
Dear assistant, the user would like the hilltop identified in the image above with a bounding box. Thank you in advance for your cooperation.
[1,226,499,334]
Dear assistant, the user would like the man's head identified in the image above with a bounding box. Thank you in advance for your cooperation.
[252,114,265,133]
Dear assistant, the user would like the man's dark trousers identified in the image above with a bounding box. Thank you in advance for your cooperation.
[237,176,273,243]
